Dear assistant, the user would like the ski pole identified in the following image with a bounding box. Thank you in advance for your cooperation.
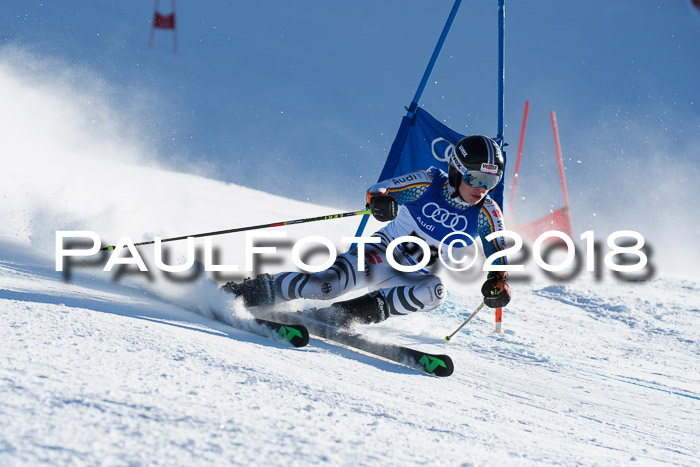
[101,208,371,251]
[444,302,485,342]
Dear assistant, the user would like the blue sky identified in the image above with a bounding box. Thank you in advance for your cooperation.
[2,1,699,235]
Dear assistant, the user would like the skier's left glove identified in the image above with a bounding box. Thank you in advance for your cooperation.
[481,271,511,308]
[366,189,398,222]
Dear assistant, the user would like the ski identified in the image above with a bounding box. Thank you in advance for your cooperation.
[252,318,309,348]
[259,310,454,377]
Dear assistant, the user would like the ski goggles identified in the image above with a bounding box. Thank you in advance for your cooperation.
[462,168,501,191]
[449,150,502,190]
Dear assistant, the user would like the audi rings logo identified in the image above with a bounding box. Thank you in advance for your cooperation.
[431,137,454,163]
[422,202,469,231]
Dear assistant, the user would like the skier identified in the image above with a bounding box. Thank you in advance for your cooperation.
[222,135,511,326]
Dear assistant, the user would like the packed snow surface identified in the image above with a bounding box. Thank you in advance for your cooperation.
[1,48,698,466]
[1,174,698,465]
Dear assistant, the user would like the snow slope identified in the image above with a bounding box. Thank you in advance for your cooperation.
[1,44,699,466]
[1,169,699,465]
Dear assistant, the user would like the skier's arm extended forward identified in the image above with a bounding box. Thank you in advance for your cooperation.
[366,170,433,222]
[367,170,433,204]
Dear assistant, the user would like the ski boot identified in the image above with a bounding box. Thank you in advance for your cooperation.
[221,273,276,307]
[309,291,388,327]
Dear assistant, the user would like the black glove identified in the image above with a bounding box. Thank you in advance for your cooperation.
[481,271,511,308]
[366,190,398,222]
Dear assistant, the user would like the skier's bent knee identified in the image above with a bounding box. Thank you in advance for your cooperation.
[381,276,446,316]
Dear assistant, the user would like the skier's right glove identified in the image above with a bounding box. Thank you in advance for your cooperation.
[366,189,398,222]
[481,271,511,308]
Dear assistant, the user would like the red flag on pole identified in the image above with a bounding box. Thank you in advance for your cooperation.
[153,12,175,30]
[148,0,178,54]
[510,104,574,244]
[515,206,573,244]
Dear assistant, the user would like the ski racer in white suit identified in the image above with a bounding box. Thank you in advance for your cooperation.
[223,135,511,326]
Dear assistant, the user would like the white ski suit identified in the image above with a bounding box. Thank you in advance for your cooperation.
[272,167,508,316]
